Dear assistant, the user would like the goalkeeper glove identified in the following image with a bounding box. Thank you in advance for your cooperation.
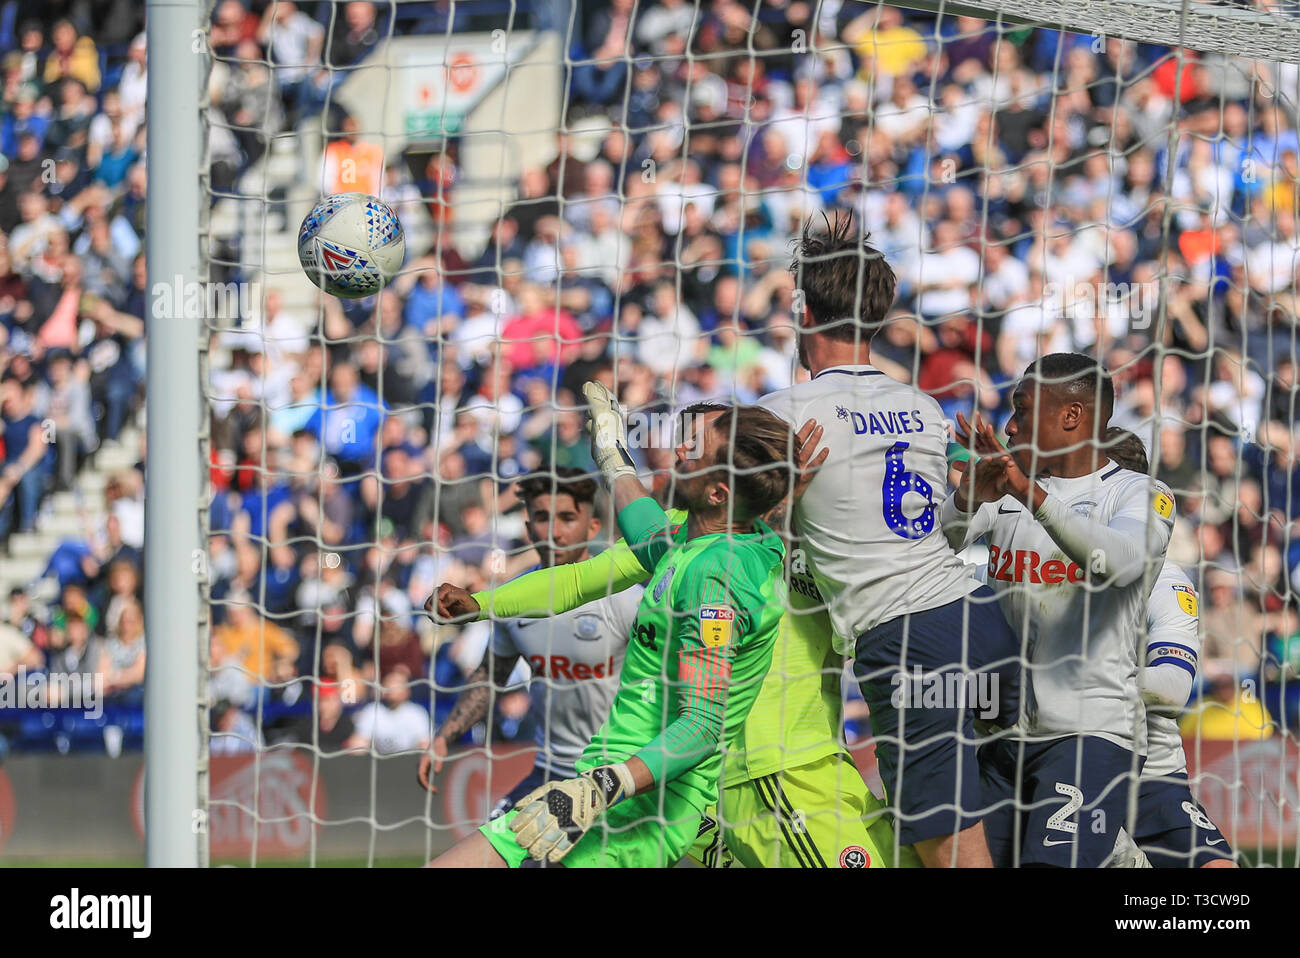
[582,380,637,486]
[509,763,635,865]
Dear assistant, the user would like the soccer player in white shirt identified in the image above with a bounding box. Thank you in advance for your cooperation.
[942,354,1176,867]
[1104,429,1235,868]
[417,469,640,815]
[757,214,1021,867]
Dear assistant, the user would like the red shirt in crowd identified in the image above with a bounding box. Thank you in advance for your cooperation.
[500,308,583,371]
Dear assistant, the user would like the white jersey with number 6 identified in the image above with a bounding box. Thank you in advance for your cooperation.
[1143,562,1200,779]
[758,365,981,652]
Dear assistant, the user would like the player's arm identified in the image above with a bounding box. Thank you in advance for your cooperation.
[417,630,520,793]
[614,494,680,573]
[510,593,741,814]
[509,553,758,863]
[1030,476,1174,587]
[938,492,997,551]
[428,507,683,622]
[956,412,1174,585]
[582,379,680,570]
[940,412,1004,549]
[1143,643,1196,714]
[1142,578,1200,713]
[473,538,656,619]
[633,556,749,785]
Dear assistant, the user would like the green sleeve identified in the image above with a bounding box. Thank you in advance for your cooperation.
[634,550,747,784]
[635,643,736,784]
[616,496,679,573]
[469,509,688,619]
[470,543,650,620]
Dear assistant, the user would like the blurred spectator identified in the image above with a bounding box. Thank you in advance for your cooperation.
[258,1,324,120]
[44,20,100,94]
[100,558,141,638]
[210,698,263,755]
[500,282,583,371]
[4,586,46,648]
[117,34,148,126]
[0,374,48,537]
[304,360,385,473]
[98,596,145,702]
[0,618,41,676]
[360,617,426,684]
[212,590,300,685]
[321,112,383,197]
[43,350,94,493]
[209,628,256,708]
[842,4,927,80]
[44,613,98,687]
[345,669,430,754]
[280,686,356,753]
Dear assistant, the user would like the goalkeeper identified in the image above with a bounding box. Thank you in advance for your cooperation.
[432,400,914,869]
[429,386,791,867]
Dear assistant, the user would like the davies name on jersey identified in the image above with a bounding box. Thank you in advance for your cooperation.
[835,405,926,436]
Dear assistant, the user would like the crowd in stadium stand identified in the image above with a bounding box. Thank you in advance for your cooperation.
[2,0,1300,758]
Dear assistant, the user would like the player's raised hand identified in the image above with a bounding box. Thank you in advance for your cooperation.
[955,410,1038,504]
[425,583,480,623]
[952,455,1008,512]
[792,417,830,500]
[582,380,638,485]
[416,736,449,793]
[954,410,1003,457]
[988,443,1035,505]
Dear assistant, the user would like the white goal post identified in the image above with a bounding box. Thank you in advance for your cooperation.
[144,0,205,868]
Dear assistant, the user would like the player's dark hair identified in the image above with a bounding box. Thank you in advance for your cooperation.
[706,406,795,520]
[789,211,896,342]
[680,400,728,421]
[1022,353,1115,423]
[1104,427,1149,473]
[516,467,598,511]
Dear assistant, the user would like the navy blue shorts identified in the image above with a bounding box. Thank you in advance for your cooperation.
[853,586,1021,846]
[980,735,1142,867]
[1135,773,1233,868]
[488,764,554,821]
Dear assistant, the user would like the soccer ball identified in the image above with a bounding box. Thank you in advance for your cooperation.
[297,192,406,299]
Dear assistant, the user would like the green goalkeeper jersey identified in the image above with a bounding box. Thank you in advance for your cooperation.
[473,511,844,790]
[574,498,784,812]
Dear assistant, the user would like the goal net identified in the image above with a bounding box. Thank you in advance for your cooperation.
[194,0,1300,866]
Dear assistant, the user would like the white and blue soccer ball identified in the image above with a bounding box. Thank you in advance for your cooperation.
[297,192,406,299]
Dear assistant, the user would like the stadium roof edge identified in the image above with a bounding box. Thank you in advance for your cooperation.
[891,0,1300,61]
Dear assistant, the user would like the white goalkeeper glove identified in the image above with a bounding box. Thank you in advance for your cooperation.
[509,763,635,865]
[582,380,638,486]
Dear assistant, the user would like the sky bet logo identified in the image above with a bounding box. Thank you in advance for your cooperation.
[835,405,925,436]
